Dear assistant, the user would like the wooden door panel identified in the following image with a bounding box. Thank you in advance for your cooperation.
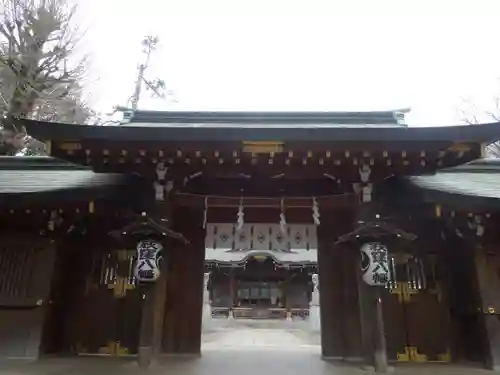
[384,253,451,363]
[76,289,117,354]
[117,289,142,355]
[74,250,141,356]
[405,289,450,362]
[383,287,407,361]
[0,238,56,359]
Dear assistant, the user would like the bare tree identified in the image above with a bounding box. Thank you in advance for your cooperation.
[459,96,500,157]
[33,82,94,123]
[0,0,90,154]
[128,35,176,110]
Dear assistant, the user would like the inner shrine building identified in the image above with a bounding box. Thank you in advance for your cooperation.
[2,109,500,371]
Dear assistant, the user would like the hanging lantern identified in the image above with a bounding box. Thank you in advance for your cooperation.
[135,239,163,283]
[360,242,389,286]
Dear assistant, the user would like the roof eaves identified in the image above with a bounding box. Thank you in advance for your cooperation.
[18,118,500,143]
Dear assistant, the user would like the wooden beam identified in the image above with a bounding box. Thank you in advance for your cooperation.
[0,297,45,308]
[51,138,478,155]
[173,193,358,209]
[50,141,477,178]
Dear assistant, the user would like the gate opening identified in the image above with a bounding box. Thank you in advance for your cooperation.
[201,222,321,352]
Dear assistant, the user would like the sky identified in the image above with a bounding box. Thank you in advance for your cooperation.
[78,0,500,126]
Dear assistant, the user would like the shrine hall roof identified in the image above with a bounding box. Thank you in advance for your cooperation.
[407,158,500,211]
[18,114,500,143]
[0,156,132,204]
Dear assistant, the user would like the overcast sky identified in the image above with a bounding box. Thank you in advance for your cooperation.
[78,0,500,126]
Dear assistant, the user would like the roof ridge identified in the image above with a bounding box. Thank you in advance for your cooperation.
[125,109,407,125]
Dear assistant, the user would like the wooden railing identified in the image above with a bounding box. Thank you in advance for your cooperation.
[210,307,310,320]
[211,307,230,319]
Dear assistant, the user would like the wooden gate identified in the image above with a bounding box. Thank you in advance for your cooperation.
[384,253,451,363]
[75,249,142,356]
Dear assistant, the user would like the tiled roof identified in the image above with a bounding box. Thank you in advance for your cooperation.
[0,170,125,194]
[0,156,127,195]
[0,156,88,170]
[125,109,409,125]
[407,158,500,210]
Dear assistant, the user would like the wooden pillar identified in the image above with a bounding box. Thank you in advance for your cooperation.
[137,257,168,368]
[138,284,155,368]
[26,239,58,359]
[340,243,362,359]
[318,212,345,359]
[229,269,235,318]
[162,244,179,353]
[356,255,388,372]
[356,205,388,373]
[162,207,205,355]
[284,277,291,318]
[442,229,484,363]
[136,196,176,366]
[472,245,500,371]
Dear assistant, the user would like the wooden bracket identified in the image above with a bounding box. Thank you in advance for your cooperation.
[483,306,498,315]
[98,341,130,356]
[409,346,427,362]
[242,141,284,154]
[389,282,419,303]
[396,346,410,361]
[389,282,404,304]
[430,283,443,303]
[397,346,428,362]
[437,348,451,362]
[108,276,135,299]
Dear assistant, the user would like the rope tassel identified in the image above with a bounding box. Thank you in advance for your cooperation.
[312,197,320,225]
[202,196,208,229]
[236,197,244,230]
[280,198,287,233]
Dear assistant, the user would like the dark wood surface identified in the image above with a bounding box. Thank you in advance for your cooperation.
[0,236,57,359]
[162,207,205,354]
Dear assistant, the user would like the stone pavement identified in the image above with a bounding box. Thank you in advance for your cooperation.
[202,319,321,350]
[0,352,494,375]
[202,317,322,347]
[0,320,495,375]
